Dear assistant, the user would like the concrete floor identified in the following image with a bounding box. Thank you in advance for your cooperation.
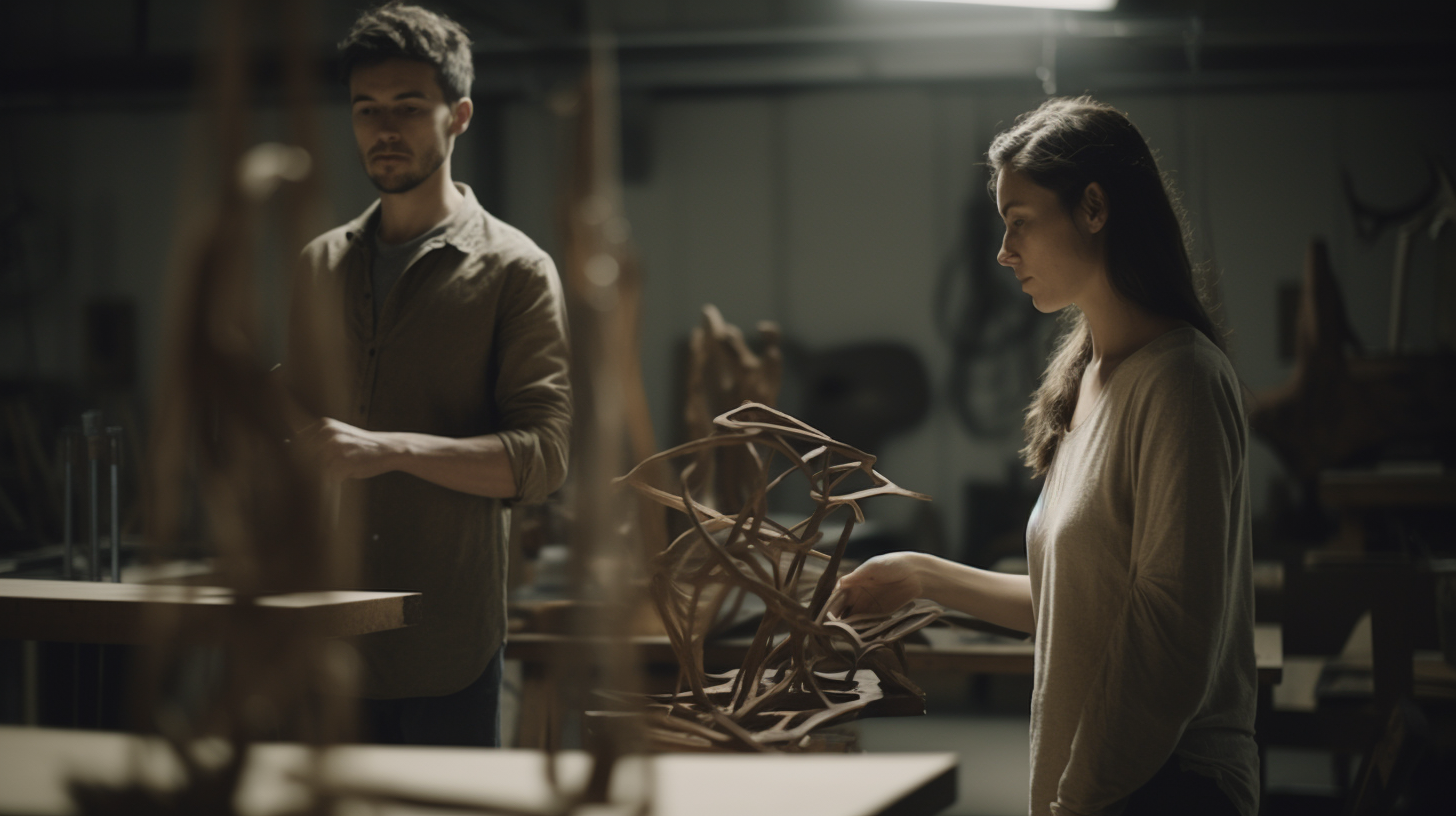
[858,713,1031,816]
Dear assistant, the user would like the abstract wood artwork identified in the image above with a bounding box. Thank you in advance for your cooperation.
[616,402,942,751]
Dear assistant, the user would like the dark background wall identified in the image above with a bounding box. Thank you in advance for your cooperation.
[1,0,1453,560]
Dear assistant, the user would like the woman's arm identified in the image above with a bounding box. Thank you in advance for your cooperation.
[832,552,1034,634]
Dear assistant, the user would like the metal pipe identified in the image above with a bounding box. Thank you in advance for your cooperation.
[82,410,102,582]
[63,433,73,580]
[109,429,121,583]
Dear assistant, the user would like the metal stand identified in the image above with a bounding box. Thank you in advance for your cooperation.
[53,411,127,730]
[62,433,74,580]
[82,411,102,582]
[108,428,122,584]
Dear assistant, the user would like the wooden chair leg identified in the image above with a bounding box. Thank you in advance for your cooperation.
[1342,699,1430,816]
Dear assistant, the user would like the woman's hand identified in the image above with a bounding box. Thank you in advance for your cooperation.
[829,552,929,617]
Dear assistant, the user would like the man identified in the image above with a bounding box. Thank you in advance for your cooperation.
[285,2,571,748]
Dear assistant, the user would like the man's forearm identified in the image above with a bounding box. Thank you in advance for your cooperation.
[302,417,520,498]
[383,431,518,498]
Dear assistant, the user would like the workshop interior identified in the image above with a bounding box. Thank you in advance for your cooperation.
[1,0,1454,814]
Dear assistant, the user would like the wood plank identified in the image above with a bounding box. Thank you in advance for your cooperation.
[0,578,421,644]
[0,726,957,816]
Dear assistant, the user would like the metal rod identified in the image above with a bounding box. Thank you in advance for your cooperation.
[109,430,121,583]
[1388,225,1415,353]
[88,459,99,582]
[71,643,80,726]
[22,640,38,726]
[96,646,105,728]
[83,410,102,582]
[63,433,73,580]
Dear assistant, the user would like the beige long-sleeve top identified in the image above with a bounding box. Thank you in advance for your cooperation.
[1025,326,1258,816]
[287,184,571,699]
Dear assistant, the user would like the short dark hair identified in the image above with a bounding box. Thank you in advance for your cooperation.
[338,2,474,102]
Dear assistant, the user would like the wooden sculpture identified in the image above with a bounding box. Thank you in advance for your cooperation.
[617,402,942,751]
[1250,239,1456,482]
[681,305,783,516]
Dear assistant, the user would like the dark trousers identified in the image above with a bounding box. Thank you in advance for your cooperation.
[359,646,504,748]
[1122,756,1241,816]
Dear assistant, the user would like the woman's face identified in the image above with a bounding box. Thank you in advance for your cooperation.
[995,167,1106,314]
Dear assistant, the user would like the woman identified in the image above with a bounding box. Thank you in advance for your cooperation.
[832,97,1258,816]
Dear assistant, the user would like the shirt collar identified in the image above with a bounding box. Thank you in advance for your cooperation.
[343,183,486,253]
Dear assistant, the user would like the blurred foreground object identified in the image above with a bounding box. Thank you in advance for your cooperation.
[68,0,358,812]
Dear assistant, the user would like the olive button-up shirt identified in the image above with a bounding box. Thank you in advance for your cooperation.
[288,184,571,698]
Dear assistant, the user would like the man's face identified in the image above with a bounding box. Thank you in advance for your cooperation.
[349,58,469,195]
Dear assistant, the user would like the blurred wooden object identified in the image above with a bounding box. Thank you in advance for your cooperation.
[544,34,657,807]
[1250,240,1456,484]
[1318,468,1456,552]
[1320,470,1456,510]
[1301,553,1437,708]
[0,726,958,816]
[69,0,355,811]
[0,579,417,644]
[682,304,782,515]
[1346,699,1431,816]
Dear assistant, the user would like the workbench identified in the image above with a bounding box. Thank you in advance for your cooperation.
[0,578,421,643]
[0,577,422,730]
[0,726,958,816]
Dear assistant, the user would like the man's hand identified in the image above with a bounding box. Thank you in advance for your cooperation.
[828,552,928,618]
[298,417,403,480]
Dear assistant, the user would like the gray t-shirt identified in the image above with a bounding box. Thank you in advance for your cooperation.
[1025,326,1259,816]
[370,221,450,321]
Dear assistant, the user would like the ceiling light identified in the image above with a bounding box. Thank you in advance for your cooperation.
[880,0,1118,11]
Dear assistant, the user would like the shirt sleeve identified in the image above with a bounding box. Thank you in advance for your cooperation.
[282,237,349,421]
[493,255,573,505]
[1051,354,1247,816]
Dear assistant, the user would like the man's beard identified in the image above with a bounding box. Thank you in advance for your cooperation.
[364,148,445,195]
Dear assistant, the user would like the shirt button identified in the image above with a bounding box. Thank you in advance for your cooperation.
[368,348,376,357]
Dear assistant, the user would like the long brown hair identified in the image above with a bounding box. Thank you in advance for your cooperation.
[988,97,1223,477]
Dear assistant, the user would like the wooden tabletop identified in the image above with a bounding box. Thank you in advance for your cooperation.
[0,578,421,644]
[504,623,1284,684]
[0,726,958,816]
